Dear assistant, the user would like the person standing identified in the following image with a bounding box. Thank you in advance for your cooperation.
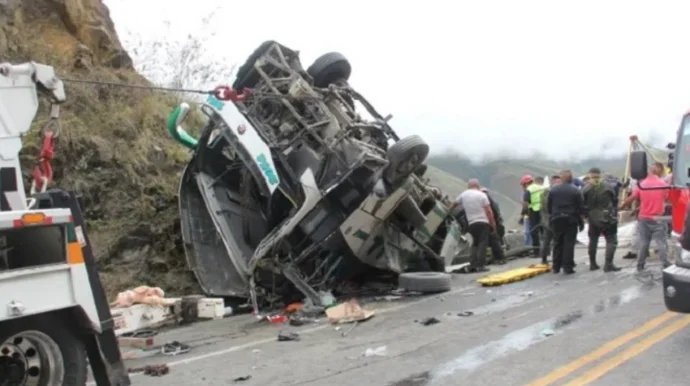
[450,179,497,272]
[619,162,670,271]
[540,175,561,264]
[519,176,533,246]
[582,168,622,272]
[546,170,585,274]
[481,187,507,264]
[523,175,546,257]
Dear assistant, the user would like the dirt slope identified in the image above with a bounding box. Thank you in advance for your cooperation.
[1,0,200,298]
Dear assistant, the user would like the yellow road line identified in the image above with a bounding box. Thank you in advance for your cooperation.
[525,312,678,386]
[563,314,690,386]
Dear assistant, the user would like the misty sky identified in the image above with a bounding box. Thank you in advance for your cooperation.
[105,0,690,160]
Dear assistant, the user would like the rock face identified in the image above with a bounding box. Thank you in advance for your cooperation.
[1,0,201,298]
[1,0,132,68]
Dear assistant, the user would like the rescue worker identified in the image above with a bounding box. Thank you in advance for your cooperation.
[619,162,670,271]
[523,175,546,257]
[540,175,561,264]
[582,168,622,272]
[481,187,507,264]
[546,170,585,274]
[450,179,497,272]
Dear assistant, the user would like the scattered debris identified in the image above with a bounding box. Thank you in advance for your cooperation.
[341,321,359,337]
[233,375,252,382]
[286,303,304,313]
[129,364,170,377]
[161,341,191,356]
[278,331,301,342]
[289,315,318,326]
[457,311,474,317]
[541,328,555,337]
[111,286,169,308]
[420,317,441,326]
[263,314,288,324]
[326,299,375,324]
[363,346,388,357]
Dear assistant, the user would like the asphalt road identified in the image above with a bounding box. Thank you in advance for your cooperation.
[120,248,685,386]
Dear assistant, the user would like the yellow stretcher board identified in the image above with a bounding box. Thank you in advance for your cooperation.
[477,264,551,287]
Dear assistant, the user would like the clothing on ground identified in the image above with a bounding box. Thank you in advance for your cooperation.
[632,175,668,220]
[455,189,490,225]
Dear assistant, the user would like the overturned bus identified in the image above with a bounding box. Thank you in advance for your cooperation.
[166,41,465,310]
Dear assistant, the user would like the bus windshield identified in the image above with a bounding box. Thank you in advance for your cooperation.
[674,113,690,186]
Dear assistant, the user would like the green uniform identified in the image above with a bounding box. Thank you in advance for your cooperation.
[582,181,619,269]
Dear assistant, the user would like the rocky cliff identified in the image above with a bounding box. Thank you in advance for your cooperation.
[0,0,200,298]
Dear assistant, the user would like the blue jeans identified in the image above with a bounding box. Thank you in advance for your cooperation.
[524,218,533,245]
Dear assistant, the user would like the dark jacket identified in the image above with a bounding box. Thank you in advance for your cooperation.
[582,181,617,227]
[540,187,551,228]
[546,182,585,224]
[484,190,505,238]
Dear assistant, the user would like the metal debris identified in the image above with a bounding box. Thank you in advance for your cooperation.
[278,331,301,342]
[420,317,441,326]
[233,375,252,382]
[128,364,170,376]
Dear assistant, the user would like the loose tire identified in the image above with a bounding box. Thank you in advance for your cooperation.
[307,52,352,88]
[383,135,430,187]
[398,272,452,293]
[0,314,87,386]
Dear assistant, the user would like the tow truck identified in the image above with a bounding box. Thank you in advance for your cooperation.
[629,116,690,314]
[0,62,130,385]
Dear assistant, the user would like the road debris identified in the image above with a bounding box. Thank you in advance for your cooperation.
[233,375,252,382]
[420,317,441,326]
[129,364,170,376]
[341,321,359,337]
[111,286,169,308]
[278,331,301,342]
[458,311,474,317]
[363,346,388,357]
[161,341,191,356]
[541,328,555,337]
[326,299,375,324]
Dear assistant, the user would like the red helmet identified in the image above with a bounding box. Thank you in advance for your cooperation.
[520,174,533,185]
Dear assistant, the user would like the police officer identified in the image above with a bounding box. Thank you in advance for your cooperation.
[523,175,546,257]
[546,170,585,274]
[540,175,561,264]
[582,168,622,272]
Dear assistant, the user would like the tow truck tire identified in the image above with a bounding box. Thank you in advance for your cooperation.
[398,272,451,293]
[0,314,87,386]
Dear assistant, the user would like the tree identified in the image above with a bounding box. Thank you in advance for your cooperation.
[120,10,237,101]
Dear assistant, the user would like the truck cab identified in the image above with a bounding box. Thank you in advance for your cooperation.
[0,62,129,385]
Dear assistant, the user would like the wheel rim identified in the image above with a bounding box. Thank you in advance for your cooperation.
[0,330,64,386]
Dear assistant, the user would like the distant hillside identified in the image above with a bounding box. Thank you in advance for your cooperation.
[427,148,669,220]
